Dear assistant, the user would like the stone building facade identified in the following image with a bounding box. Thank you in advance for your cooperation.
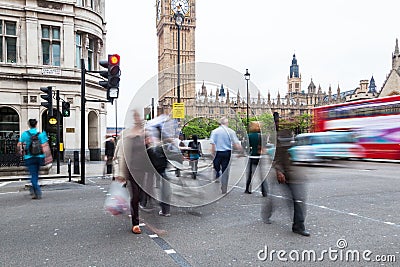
[0,0,108,161]
[379,39,400,97]
[155,0,349,122]
[155,0,389,126]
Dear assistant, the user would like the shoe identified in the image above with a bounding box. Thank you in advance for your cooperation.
[263,219,272,224]
[132,225,141,234]
[244,190,251,194]
[158,210,171,217]
[292,229,310,237]
[32,195,42,200]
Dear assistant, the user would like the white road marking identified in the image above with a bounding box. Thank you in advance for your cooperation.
[0,182,13,187]
[165,249,176,254]
[235,186,400,228]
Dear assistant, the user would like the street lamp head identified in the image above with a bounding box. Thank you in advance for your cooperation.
[174,9,184,28]
[244,68,250,80]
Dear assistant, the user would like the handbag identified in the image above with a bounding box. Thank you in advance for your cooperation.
[104,181,130,216]
[42,142,53,165]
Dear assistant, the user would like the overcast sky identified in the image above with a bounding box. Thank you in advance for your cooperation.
[104,0,399,127]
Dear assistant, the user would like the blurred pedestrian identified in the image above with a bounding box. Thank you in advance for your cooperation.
[104,136,115,178]
[188,134,202,179]
[210,117,242,194]
[262,112,310,236]
[146,112,177,216]
[114,110,147,234]
[245,121,267,196]
[173,133,186,177]
[17,119,51,199]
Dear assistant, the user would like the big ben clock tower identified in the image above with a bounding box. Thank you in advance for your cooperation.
[156,0,196,114]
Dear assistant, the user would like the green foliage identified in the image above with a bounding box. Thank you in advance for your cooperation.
[181,117,219,139]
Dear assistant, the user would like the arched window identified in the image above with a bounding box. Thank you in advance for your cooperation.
[0,107,19,139]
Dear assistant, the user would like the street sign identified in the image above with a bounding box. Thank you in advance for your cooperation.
[172,103,185,119]
[49,117,57,125]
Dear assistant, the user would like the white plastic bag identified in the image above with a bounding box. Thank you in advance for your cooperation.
[104,181,130,216]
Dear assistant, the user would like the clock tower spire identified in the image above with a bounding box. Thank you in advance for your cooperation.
[156,0,196,114]
[287,53,302,95]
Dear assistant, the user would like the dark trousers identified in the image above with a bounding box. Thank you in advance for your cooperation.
[287,183,307,231]
[127,170,144,226]
[157,169,171,214]
[213,151,231,192]
[246,158,258,192]
[106,157,113,174]
[262,172,306,230]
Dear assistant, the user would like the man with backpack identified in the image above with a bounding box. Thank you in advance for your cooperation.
[17,119,50,199]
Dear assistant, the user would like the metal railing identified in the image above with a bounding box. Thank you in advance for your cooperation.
[0,138,24,167]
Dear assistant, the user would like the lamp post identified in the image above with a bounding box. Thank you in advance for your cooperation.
[244,68,250,132]
[174,7,184,103]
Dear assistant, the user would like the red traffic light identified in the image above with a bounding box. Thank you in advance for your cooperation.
[109,54,120,65]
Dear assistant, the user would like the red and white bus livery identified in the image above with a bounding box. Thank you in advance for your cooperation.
[313,95,400,160]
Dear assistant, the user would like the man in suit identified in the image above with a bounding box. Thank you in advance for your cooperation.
[263,112,310,236]
[105,136,116,177]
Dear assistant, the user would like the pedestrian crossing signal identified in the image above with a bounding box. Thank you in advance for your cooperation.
[62,101,70,117]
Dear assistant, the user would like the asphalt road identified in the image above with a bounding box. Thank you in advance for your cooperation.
[0,160,399,266]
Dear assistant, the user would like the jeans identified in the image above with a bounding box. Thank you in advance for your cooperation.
[213,151,231,192]
[25,157,44,197]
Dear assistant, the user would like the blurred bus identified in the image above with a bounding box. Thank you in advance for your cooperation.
[313,95,400,160]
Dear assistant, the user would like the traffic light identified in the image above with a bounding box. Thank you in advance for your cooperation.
[99,54,120,103]
[62,101,70,117]
[145,113,151,120]
[40,86,53,117]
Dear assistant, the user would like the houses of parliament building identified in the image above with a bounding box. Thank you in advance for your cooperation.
[155,0,392,122]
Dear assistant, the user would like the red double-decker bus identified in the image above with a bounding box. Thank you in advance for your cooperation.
[313,95,400,160]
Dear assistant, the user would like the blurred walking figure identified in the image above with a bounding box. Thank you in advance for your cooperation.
[104,136,115,178]
[174,133,186,177]
[245,121,267,196]
[114,110,148,234]
[210,117,242,194]
[146,112,177,217]
[17,119,51,199]
[262,112,310,236]
[188,134,202,179]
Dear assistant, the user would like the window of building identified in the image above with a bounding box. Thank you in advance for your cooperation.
[75,33,82,68]
[41,25,61,66]
[87,38,94,71]
[76,0,83,6]
[295,83,299,89]
[0,107,19,140]
[0,20,17,63]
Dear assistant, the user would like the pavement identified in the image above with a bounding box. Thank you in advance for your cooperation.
[0,157,215,184]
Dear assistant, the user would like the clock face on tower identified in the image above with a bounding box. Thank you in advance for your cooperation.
[170,0,189,15]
